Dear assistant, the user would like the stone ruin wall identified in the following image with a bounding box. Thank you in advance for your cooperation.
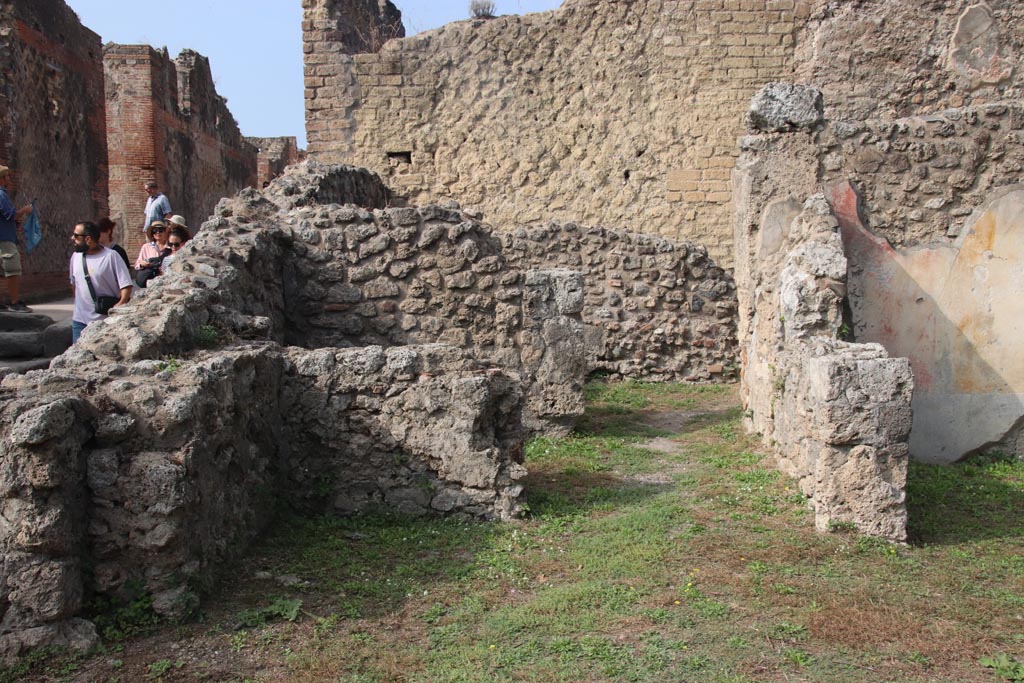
[0,160,742,658]
[1,0,270,301]
[277,202,739,386]
[304,0,804,267]
[725,0,1024,536]
[733,128,914,540]
[499,223,737,382]
[734,77,1024,537]
[305,0,1024,267]
[0,0,108,300]
[819,105,1024,463]
[794,0,1024,122]
[246,136,304,188]
[104,44,258,259]
[0,164,567,658]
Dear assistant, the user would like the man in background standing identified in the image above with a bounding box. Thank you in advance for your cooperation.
[0,165,34,312]
[142,181,172,233]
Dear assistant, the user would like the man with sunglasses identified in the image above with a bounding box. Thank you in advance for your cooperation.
[69,221,133,343]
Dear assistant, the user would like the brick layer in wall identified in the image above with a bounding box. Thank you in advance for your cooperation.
[104,44,258,260]
[303,0,805,267]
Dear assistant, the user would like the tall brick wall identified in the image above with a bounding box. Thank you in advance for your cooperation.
[304,0,803,266]
[0,0,107,302]
[104,45,258,259]
[303,0,1024,267]
[246,136,304,188]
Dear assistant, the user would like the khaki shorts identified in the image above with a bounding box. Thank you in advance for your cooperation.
[0,241,21,277]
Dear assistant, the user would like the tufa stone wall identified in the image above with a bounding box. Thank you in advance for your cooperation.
[263,163,737,387]
[0,163,574,659]
[246,136,304,188]
[303,0,804,265]
[735,84,1024,464]
[733,86,914,540]
[0,0,107,301]
[104,45,258,259]
[304,0,1024,266]
[500,223,737,381]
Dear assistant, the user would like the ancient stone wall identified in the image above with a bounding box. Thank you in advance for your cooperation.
[818,107,1024,464]
[304,0,803,266]
[263,164,736,388]
[104,45,258,259]
[733,87,914,539]
[246,136,304,188]
[794,0,1024,121]
[0,0,107,301]
[0,165,588,658]
[735,85,1024,465]
[304,0,1024,267]
[500,223,737,382]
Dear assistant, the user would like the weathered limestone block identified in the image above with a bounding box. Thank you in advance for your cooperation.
[747,83,824,133]
[0,393,94,659]
[793,343,914,541]
[519,270,587,433]
[281,344,526,520]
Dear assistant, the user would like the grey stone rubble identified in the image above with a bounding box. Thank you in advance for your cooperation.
[747,83,825,133]
[0,161,739,660]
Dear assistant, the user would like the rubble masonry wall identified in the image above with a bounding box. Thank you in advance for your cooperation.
[0,164,586,659]
[304,0,1024,267]
[0,0,107,300]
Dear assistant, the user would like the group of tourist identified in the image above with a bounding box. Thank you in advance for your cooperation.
[1,165,196,343]
[68,180,193,342]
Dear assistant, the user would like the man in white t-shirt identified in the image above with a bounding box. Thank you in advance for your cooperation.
[69,221,133,343]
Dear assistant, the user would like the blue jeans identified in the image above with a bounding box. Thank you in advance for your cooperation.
[72,320,88,344]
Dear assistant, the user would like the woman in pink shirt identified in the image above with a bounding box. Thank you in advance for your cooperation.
[134,220,171,287]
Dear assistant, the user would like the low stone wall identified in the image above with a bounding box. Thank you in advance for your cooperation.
[280,344,526,518]
[0,164,581,660]
[501,223,737,382]
[734,87,914,540]
[0,161,740,658]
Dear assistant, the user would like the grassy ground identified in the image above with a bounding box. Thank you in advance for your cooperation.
[10,381,1024,682]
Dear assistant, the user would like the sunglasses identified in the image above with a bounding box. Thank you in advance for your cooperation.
[71,232,87,239]
[168,242,183,249]
[152,227,165,234]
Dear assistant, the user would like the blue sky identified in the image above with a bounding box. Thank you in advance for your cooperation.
[70,0,563,149]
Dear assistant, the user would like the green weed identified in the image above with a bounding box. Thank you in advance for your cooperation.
[236,597,303,628]
[981,653,1024,682]
[193,323,222,348]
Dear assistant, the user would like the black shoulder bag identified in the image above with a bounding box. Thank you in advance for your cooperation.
[82,253,120,315]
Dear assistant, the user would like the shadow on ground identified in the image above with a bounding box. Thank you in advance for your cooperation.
[906,453,1024,545]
